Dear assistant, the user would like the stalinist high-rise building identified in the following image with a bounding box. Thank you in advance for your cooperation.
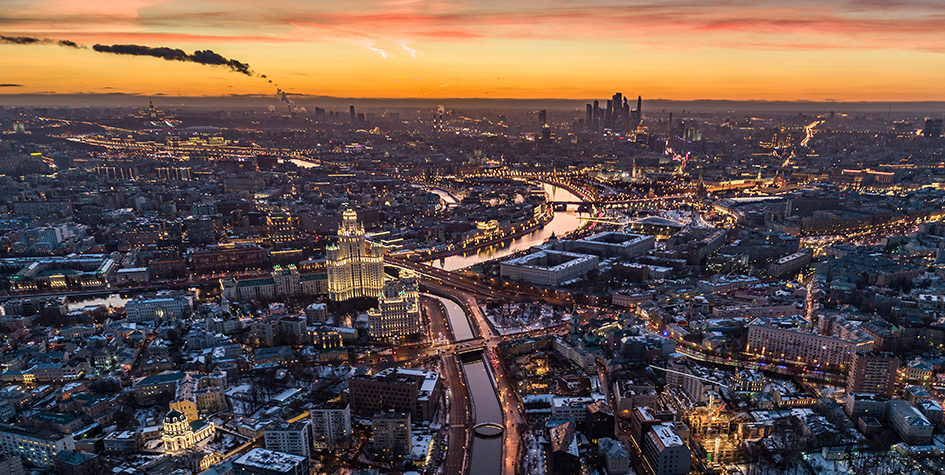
[327,209,384,302]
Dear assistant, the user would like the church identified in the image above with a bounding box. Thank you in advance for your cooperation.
[162,409,215,453]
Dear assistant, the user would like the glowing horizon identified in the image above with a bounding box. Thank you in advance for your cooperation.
[3,0,945,101]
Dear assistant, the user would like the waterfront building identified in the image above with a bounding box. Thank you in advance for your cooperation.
[367,270,424,340]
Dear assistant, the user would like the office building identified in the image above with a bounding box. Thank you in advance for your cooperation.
[585,401,615,442]
[192,244,265,275]
[326,209,385,302]
[372,411,411,460]
[233,448,309,475]
[367,270,424,340]
[847,351,899,398]
[0,454,24,475]
[0,423,75,468]
[311,402,352,449]
[264,421,312,458]
[643,423,690,475]
[349,368,441,420]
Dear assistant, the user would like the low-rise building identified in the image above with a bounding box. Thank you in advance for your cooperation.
[133,372,188,405]
[598,437,630,475]
[125,291,194,322]
[501,250,599,286]
[888,399,933,445]
[233,448,309,475]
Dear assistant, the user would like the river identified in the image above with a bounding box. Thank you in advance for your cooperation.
[426,183,588,271]
[66,284,220,312]
[438,294,504,475]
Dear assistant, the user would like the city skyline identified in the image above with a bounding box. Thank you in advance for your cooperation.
[3,0,945,101]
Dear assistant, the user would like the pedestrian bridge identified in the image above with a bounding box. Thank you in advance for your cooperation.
[472,422,504,438]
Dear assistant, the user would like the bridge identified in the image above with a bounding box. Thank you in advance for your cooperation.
[454,339,485,354]
[548,194,692,208]
[472,422,505,438]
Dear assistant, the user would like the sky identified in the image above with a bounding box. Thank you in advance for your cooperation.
[2,0,945,101]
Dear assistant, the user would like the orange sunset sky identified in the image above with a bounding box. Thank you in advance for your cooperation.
[2,0,945,101]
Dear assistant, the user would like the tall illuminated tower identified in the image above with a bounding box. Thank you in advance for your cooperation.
[327,209,385,301]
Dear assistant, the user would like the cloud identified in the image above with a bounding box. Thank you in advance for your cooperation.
[0,35,47,44]
[4,0,945,56]
[0,84,23,87]
[399,42,418,57]
[92,43,254,75]
[352,40,389,58]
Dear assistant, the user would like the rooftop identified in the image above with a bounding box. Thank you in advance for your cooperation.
[135,371,187,387]
[651,423,684,448]
[234,448,306,472]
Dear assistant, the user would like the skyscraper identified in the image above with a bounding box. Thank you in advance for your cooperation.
[538,109,547,129]
[621,99,631,133]
[585,104,593,132]
[349,105,356,124]
[326,209,385,301]
[593,100,600,131]
[632,95,643,129]
[605,99,613,129]
[612,93,622,131]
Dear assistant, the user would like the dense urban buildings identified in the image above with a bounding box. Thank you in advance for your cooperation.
[1,95,945,475]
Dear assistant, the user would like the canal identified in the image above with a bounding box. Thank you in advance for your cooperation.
[437,294,504,475]
[426,182,588,271]
[434,296,476,341]
[463,358,504,475]
[66,283,220,312]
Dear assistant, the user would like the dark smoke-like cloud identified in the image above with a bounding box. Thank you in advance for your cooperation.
[0,84,23,87]
[275,87,299,113]
[92,44,253,76]
[0,35,47,45]
[1,35,84,48]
